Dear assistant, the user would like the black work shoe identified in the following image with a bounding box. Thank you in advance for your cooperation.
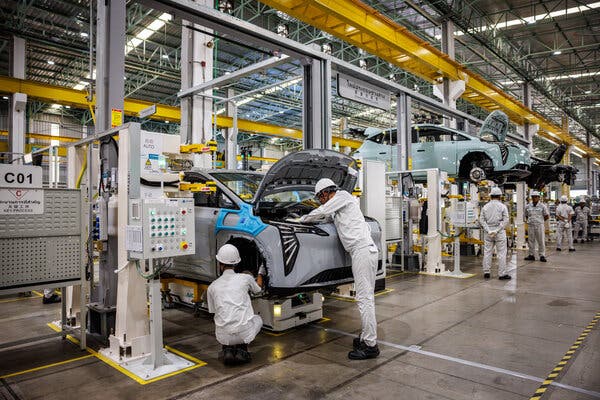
[222,346,236,366]
[524,255,535,261]
[556,248,562,251]
[233,346,251,364]
[498,275,512,280]
[539,256,547,262]
[353,337,364,350]
[484,273,490,279]
[569,248,576,252]
[348,343,380,360]
[42,294,61,304]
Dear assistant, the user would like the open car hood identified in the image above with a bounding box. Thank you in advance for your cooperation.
[253,149,360,202]
[478,110,509,142]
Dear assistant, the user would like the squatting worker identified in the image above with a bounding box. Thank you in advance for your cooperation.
[480,187,510,280]
[524,190,549,262]
[299,178,380,360]
[555,195,575,252]
[207,244,265,366]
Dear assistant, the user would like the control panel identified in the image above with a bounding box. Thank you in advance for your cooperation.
[127,198,195,259]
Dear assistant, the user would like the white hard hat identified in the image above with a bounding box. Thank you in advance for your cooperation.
[530,190,540,197]
[216,244,241,265]
[490,187,502,196]
[560,195,568,203]
[315,178,337,196]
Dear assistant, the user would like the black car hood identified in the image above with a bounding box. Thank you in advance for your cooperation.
[253,149,360,202]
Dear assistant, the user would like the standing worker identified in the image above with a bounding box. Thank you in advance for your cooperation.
[524,190,549,262]
[556,195,576,252]
[206,244,265,366]
[480,187,510,280]
[299,178,380,360]
[574,200,591,243]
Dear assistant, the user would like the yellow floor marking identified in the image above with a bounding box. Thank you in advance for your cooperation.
[418,271,476,279]
[45,323,206,385]
[0,354,95,379]
[0,291,44,304]
[374,288,395,297]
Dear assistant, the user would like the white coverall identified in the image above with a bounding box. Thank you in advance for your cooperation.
[480,199,509,276]
[207,269,263,346]
[300,190,379,347]
[574,205,590,241]
[525,202,549,258]
[556,203,575,250]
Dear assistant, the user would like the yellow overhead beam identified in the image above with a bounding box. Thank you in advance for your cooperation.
[0,76,363,150]
[257,0,599,160]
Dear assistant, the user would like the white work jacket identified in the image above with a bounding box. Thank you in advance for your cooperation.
[556,203,574,222]
[525,202,549,226]
[207,269,262,334]
[480,200,509,234]
[300,190,376,255]
[575,206,590,222]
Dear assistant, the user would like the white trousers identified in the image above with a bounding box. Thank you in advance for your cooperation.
[556,221,574,249]
[351,246,378,347]
[574,220,588,240]
[528,224,546,258]
[483,230,507,276]
[215,314,263,346]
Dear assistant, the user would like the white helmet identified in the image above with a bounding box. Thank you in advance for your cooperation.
[490,187,502,196]
[216,244,241,265]
[560,195,568,203]
[315,178,337,196]
[530,190,540,197]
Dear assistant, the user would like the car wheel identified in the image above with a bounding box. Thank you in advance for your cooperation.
[469,166,486,182]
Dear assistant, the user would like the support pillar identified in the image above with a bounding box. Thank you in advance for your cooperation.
[517,83,537,152]
[561,116,570,197]
[425,169,445,273]
[586,133,593,196]
[8,36,26,164]
[91,0,127,336]
[515,182,527,249]
[181,2,213,168]
[225,88,238,169]
[302,58,331,149]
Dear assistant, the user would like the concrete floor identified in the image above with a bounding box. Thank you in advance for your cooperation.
[1,242,599,400]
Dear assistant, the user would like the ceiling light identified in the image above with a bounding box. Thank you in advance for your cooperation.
[47,60,55,65]
[161,54,169,59]
[80,32,88,38]
[585,90,592,94]
[125,13,172,54]
[2,96,8,100]
[51,104,61,109]
[164,120,169,124]
[65,105,71,109]
[553,50,562,55]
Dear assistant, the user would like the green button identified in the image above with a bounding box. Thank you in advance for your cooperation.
[171,224,175,228]
[151,233,156,237]
[151,218,156,222]
[171,217,175,221]
[171,232,175,236]
[157,217,162,222]
[158,232,163,237]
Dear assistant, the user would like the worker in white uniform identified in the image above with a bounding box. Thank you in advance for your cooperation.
[524,190,549,262]
[480,187,510,280]
[574,200,591,243]
[299,178,380,360]
[556,195,576,252]
[206,244,265,366]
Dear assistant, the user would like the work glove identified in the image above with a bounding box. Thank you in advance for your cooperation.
[286,217,301,223]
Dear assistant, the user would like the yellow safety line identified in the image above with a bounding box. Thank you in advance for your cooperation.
[418,271,476,279]
[31,291,44,297]
[45,323,206,385]
[529,311,600,400]
[0,354,95,379]
[375,288,395,297]
[0,292,43,303]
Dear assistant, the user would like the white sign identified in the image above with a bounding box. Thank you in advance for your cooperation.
[0,189,44,214]
[139,104,157,119]
[337,73,391,110]
[0,164,42,188]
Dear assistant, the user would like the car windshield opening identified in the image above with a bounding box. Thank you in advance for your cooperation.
[210,172,263,202]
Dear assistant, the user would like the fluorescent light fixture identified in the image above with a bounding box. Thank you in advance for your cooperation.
[80,32,88,38]
[553,50,562,55]
[47,60,55,65]
[164,120,169,123]
[499,71,600,85]
[161,54,169,59]
[2,96,8,100]
[216,77,302,115]
[65,105,71,109]
[51,104,61,109]
[585,90,592,94]
[125,13,172,54]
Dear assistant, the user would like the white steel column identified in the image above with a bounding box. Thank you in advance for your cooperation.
[515,182,527,249]
[561,116,570,197]
[586,133,593,195]
[9,36,26,164]
[303,58,331,149]
[181,0,213,168]
[225,88,238,169]
[425,169,445,273]
[433,21,464,129]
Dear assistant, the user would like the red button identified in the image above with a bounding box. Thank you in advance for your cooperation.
[181,209,187,215]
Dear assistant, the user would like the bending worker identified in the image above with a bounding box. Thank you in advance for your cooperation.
[207,244,264,366]
[524,190,549,262]
[480,187,510,280]
[556,195,576,252]
[299,178,380,360]
[574,200,590,243]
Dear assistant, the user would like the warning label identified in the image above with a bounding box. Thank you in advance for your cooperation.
[0,189,44,214]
